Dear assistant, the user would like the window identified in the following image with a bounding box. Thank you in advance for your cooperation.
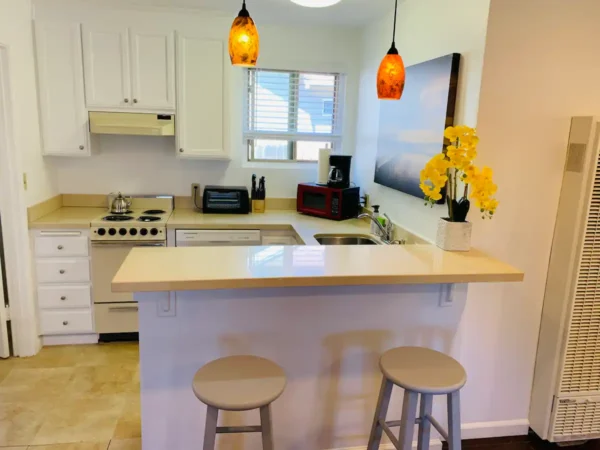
[245,69,344,162]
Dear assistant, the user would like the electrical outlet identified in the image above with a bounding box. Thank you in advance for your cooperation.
[363,194,370,209]
[22,173,28,191]
[191,183,201,210]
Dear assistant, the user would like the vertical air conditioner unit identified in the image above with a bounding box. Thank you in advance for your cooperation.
[530,116,600,443]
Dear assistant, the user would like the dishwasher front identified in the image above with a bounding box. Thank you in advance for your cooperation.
[175,229,262,247]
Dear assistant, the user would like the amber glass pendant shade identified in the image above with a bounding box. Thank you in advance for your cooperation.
[377,0,405,100]
[229,1,260,67]
[377,45,405,100]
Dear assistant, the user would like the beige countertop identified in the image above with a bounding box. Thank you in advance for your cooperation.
[28,207,106,229]
[168,209,386,244]
[112,245,524,293]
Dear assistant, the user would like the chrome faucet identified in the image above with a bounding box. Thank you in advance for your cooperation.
[358,212,395,243]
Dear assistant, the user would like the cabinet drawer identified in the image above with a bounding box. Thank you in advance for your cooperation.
[35,236,89,257]
[36,259,90,283]
[40,309,94,335]
[94,303,139,334]
[38,285,91,309]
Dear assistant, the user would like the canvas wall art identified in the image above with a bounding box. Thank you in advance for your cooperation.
[374,53,460,199]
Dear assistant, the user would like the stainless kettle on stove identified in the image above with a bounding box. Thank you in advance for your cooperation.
[110,192,132,214]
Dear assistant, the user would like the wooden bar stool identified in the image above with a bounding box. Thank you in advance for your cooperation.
[193,355,287,450]
[367,347,467,450]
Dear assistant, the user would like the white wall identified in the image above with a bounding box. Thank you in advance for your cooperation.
[34,1,360,198]
[0,0,57,205]
[352,0,490,240]
[475,0,600,429]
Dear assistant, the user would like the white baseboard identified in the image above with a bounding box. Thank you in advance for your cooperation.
[328,439,444,450]
[42,334,99,346]
[461,419,530,439]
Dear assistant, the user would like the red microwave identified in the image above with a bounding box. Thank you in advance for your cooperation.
[297,183,361,221]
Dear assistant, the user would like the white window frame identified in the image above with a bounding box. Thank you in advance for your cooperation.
[243,68,345,163]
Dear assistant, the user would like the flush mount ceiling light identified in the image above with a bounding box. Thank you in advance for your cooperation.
[376,0,405,100]
[229,0,260,67]
[290,0,342,7]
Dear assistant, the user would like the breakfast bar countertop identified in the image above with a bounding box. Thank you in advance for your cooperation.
[112,244,524,293]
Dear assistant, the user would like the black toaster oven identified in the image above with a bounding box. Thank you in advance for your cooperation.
[202,186,250,214]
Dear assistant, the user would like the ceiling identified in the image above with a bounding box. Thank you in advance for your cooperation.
[104,0,394,26]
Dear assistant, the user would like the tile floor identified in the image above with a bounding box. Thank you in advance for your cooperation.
[0,343,141,450]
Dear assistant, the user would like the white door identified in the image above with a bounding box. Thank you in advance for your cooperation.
[35,21,90,156]
[130,27,175,111]
[176,35,227,160]
[82,23,131,109]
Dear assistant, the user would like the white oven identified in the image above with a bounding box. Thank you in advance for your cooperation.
[91,241,165,335]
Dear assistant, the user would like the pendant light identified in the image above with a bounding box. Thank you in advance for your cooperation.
[290,0,342,7]
[229,0,260,67]
[376,0,405,100]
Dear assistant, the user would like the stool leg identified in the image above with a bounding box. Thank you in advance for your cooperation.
[398,390,418,450]
[367,377,394,450]
[447,391,461,450]
[260,405,274,450]
[417,394,433,450]
[203,406,219,450]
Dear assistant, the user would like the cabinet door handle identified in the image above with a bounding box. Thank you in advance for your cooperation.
[62,321,69,326]
[79,145,84,150]
[59,269,66,274]
[179,148,184,153]
[60,296,67,301]
[124,98,129,103]
[133,98,138,104]
[57,245,64,250]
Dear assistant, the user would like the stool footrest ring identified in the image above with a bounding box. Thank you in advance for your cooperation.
[216,425,262,434]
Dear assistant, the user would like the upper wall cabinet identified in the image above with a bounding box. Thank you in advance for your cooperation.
[82,24,175,112]
[35,21,90,156]
[176,35,227,160]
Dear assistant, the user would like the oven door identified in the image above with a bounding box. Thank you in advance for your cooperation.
[91,241,165,305]
[298,186,332,218]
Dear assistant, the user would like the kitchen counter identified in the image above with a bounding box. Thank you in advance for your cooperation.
[28,207,106,229]
[112,245,523,292]
[168,209,385,244]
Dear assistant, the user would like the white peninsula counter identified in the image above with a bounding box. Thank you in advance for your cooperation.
[112,244,523,450]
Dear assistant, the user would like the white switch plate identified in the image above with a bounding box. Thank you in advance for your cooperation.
[157,292,176,317]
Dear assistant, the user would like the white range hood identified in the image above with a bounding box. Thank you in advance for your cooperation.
[89,112,175,136]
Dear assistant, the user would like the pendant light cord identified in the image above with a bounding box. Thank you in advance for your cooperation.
[392,0,398,46]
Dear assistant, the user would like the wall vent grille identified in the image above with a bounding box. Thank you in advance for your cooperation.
[559,147,600,394]
[553,398,600,440]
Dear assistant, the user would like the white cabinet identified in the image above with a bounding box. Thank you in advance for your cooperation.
[130,27,176,110]
[82,23,131,109]
[82,24,175,112]
[34,21,90,156]
[176,36,227,160]
[32,229,95,343]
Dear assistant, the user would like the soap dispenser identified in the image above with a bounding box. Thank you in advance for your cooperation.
[371,205,381,235]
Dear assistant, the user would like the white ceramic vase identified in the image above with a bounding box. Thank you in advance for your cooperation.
[436,218,472,252]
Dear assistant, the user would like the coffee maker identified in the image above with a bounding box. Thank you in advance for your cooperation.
[328,155,352,189]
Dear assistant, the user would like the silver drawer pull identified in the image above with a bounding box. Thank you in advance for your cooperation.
[62,321,69,326]
[59,270,66,274]
[57,245,64,250]
[108,306,139,313]
[60,296,67,301]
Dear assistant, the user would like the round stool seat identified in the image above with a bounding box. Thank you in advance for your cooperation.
[193,355,286,411]
[379,347,466,394]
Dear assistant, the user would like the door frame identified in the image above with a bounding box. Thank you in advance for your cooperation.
[0,43,41,357]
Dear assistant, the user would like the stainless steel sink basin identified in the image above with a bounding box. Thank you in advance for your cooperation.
[314,234,381,245]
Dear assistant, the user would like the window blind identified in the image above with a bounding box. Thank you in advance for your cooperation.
[244,69,343,144]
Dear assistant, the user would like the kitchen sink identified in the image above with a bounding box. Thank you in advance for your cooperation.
[314,234,381,246]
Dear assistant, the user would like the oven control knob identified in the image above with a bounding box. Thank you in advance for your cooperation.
[140,228,148,236]
[150,228,158,236]
[97,228,106,236]
[108,228,117,236]
[130,228,138,236]
[119,228,127,236]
